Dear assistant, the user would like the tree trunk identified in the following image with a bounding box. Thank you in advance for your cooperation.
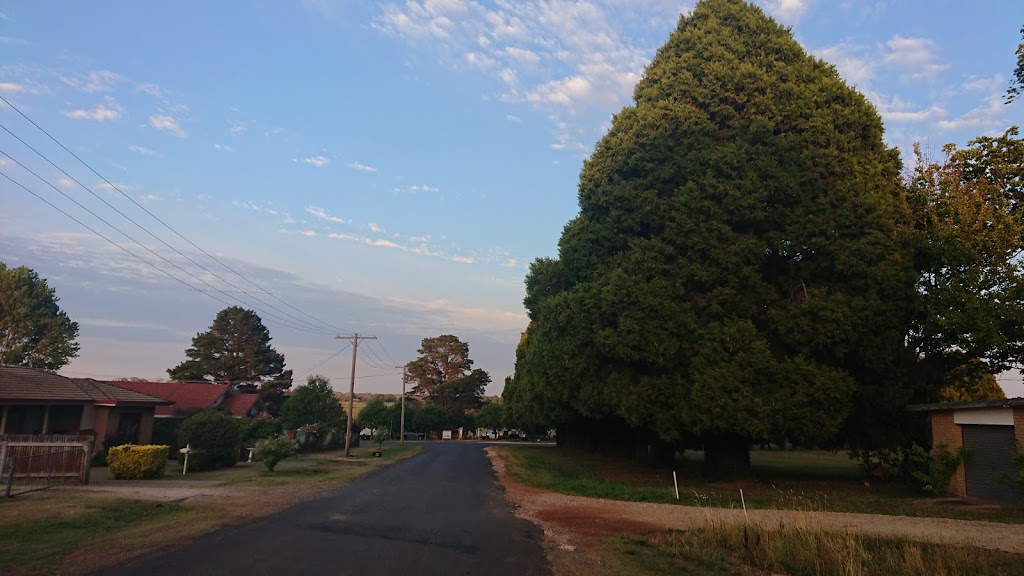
[703,434,752,479]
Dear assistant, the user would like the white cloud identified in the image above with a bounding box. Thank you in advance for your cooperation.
[372,0,672,146]
[128,145,158,157]
[135,83,164,97]
[874,95,946,123]
[369,223,386,233]
[505,46,540,63]
[138,193,159,203]
[213,144,233,152]
[149,114,186,137]
[815,44,873,86]
[937,93,1007,132]
[0,82,23,93]
[282,214,297,224]
[505,114,521,123]
[55,177,75,189]
[302,230,318,237]
[230,121,247,136]
[64,98,122,121]
[450,255,475,264]
[61,70,123,93]
[347,162,377,172]
[301,155,331,167]
[305,206,347,224]
[884,35,949,80]
[502,258,519,268]
[760,0,810,22]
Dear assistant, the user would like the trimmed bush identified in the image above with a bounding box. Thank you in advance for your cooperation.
[254,435,297,471]
[237,415,283,443]
[179,410,242,471]
[107,444,169,480]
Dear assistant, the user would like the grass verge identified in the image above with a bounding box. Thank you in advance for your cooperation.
[0,499,191,575]
[607,517,1024,576]
[501,446,1024,524]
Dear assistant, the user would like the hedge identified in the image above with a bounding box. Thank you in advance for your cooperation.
[107,444,169,480]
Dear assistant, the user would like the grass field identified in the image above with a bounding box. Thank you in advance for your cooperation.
[502,446,1024,523]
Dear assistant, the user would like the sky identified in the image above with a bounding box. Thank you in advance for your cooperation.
[0,0,1022,397]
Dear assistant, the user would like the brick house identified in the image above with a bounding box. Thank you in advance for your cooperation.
[909,398,1024,501]
[0,366,169,448]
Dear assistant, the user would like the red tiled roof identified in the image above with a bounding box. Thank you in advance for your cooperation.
[109,381,229,417]
[221,393,263,418]
[0,366,166,406]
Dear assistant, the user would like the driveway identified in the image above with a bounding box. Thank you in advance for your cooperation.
[106,442,551,576]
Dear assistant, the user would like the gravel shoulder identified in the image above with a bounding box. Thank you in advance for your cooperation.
[486,447,1024,557]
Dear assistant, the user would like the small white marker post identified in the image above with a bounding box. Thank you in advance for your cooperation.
[180,444,190,476]
[740,488,748,522]
[673,471,680,500]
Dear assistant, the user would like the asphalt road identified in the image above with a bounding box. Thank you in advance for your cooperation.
[108,442,551,576]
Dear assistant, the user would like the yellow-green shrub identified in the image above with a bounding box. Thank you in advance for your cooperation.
[107,444,169,480]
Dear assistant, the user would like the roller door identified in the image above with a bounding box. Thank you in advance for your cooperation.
[962,424,1020,502]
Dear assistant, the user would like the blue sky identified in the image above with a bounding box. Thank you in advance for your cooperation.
[1,0,1022,397]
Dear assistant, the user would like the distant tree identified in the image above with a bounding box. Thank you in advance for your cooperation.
[357,398,391,432]
[508,0,917,478]
[411,404,447,439]
[279,375,347,432]
[405,335,490,423]
[1007,26,1024,104]
[167,306,292,415]
[0,263,79,370]
[905,129,1024,402]
[476,402,505,433]
[938,361,1008,403]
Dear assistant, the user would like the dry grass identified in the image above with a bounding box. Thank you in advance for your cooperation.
[610,510,1024,576]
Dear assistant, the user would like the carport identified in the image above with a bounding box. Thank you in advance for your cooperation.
[910,398,1024,501]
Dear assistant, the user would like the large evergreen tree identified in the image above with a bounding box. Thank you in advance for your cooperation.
[168,306,293,414]
[0,263,80,371]
[405,335,489,425]
[507,0,917,477]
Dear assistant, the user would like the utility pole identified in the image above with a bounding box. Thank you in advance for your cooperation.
[395,365,407,445]
[336,333,376,457]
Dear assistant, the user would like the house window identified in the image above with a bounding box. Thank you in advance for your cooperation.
[115,412,142,444]
[3,406,46,434]
[48,405,84,434]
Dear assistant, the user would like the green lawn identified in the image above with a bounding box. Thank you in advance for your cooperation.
[501,447,1024,523]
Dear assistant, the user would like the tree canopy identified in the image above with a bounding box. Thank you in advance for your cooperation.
[356,398,391,431]
[279,375,347,432]
[1007,26,1024,104]
[167,306,292,415]
[0,263,80,371]
[505,0,918,477]
[405,335,490,425]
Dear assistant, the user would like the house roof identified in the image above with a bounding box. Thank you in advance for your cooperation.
[108,380,231,417]
[907,397,1024,412]
[220,393,263,418]
[0,366,166,406]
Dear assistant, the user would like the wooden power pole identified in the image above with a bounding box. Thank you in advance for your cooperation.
[336,333,376,457]
[395,365,407,445]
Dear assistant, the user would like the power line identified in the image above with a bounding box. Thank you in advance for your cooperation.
[0,125,335,336]
[0,148,331,335]
[371,338,398,366]
[295,342,353,380]
[1,170,241,312]
[0,93,351,336]
[358,346,388,371]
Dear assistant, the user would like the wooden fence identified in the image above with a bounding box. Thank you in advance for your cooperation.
[0,434,94,496]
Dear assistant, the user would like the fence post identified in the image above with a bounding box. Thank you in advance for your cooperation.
[82,440,94,484]
[5,458,13,498]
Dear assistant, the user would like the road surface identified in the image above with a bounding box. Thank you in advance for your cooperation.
[109,442,551,576]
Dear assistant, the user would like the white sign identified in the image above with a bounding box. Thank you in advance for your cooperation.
[441,429,452,440]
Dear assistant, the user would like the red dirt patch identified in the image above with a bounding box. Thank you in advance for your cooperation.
[535,505,666,537]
